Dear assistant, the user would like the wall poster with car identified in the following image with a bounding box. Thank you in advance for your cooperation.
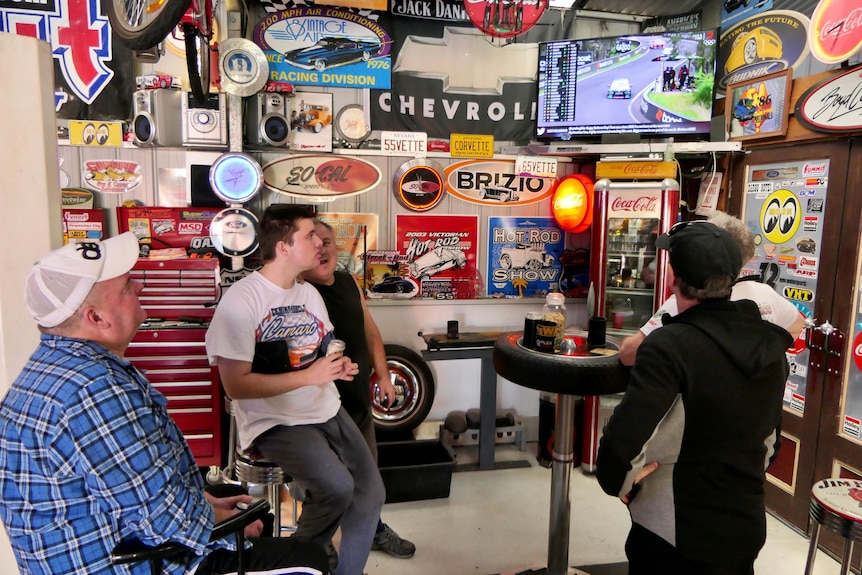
[486,216,565,299]
[290,91,334,151]
[317,212,379,285]
[741,158,829,415]
[252,5,392,89]
[394,214,479,299]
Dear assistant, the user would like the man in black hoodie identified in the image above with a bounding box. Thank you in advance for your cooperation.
[596,221,793,575]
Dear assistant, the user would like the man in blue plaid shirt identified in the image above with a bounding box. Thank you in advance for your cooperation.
[0,233,328,575]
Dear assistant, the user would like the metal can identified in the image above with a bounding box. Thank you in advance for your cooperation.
[326,339,346,357]
[523,311,543,350]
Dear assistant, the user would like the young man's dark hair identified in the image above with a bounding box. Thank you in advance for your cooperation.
[259,204,316,261]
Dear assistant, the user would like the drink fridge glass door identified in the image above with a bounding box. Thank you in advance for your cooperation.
[606,216,659,332]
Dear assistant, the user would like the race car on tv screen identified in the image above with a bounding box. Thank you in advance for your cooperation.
[607,78,632,99]
[284,37,382,72]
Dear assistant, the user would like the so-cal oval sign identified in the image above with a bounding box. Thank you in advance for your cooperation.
[262,155,382,201]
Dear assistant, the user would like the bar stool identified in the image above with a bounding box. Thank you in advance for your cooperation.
[804,477,862,575]
[224,397,300,536]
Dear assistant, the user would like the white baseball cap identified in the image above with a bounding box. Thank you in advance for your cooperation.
[25,232,141,328]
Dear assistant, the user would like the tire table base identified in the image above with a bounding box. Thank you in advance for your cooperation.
[493,331,629,575]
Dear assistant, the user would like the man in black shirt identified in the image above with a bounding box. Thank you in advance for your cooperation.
[303,219,416,559]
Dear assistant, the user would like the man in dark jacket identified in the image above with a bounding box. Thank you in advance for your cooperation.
[303,219,416,559]
[596,221,793,575]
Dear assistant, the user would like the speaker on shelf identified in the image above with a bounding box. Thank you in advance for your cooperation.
[132,88,183,147]
[182,92,228,148]
[245,92,291,147]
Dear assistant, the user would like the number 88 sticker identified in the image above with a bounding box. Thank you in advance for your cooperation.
[760,189,801,245]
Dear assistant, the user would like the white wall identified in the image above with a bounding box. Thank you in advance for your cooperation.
[0,32,64,575]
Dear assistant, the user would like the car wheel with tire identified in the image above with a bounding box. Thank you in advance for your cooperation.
[371,344,435,435]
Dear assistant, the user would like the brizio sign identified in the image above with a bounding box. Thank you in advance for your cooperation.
[795,65,862,132]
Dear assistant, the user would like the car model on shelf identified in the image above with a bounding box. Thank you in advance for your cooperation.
[607,78,632,99]
[409,247,467,280]
[135,74,181,90]
[284,37,382,71]
[370,276,416,294]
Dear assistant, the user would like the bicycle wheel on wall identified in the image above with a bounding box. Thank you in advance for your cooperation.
[106,0,192,50]
[371,345,435,435]
[183,25,211,106]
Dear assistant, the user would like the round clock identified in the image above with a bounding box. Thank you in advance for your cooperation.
[209,207,260,257]
[209,152,263,204]
[335,104,371,144]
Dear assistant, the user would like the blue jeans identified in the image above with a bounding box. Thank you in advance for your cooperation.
[253,407,385,575]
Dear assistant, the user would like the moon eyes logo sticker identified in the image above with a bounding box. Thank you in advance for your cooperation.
[760,189,801,244]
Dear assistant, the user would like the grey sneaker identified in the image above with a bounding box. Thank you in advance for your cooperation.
[371,523,415,558]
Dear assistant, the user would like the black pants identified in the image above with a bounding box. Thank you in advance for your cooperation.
[196,537,328,575]
[625,523,756,575]
[197,484,329,574]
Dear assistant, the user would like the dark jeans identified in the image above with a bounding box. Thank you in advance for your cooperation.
[626,523,756,575]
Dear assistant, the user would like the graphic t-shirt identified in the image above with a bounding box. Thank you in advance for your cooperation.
[206,271,341,450]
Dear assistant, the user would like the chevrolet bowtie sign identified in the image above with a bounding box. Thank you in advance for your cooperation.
[371,24,538,140]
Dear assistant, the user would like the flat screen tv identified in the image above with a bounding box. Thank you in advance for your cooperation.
[536,30,719,141]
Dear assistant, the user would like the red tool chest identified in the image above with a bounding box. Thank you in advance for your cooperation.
[126,258,223,467]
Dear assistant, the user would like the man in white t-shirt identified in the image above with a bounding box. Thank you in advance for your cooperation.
[619,211,806,366]
[205,204,385,575]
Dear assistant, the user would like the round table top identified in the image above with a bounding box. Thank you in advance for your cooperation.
[493,331,630,396]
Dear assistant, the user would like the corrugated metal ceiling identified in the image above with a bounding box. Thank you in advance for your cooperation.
[567,0,816,19]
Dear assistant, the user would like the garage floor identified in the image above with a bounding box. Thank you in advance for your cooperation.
[280,429,842,575]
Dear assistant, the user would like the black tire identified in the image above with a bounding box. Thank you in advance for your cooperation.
[184,25,210,107]
[371,344,435,435]
[314,59,327,72]
[106,0,191,50]
[500,254,512,269]
[493,332,630,396]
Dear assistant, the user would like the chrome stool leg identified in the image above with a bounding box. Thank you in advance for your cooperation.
[804,521,821,575]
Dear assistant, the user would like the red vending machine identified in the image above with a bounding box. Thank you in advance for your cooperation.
[581,177,680,472]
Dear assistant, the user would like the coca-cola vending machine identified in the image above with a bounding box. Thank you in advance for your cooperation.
[581,178,680,472]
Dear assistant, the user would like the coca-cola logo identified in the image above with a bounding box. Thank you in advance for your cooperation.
[622,164,660,175]
[810,0,862,64]
[610,196,658,212]
[853,331,862,372]
[799,256,818,267]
